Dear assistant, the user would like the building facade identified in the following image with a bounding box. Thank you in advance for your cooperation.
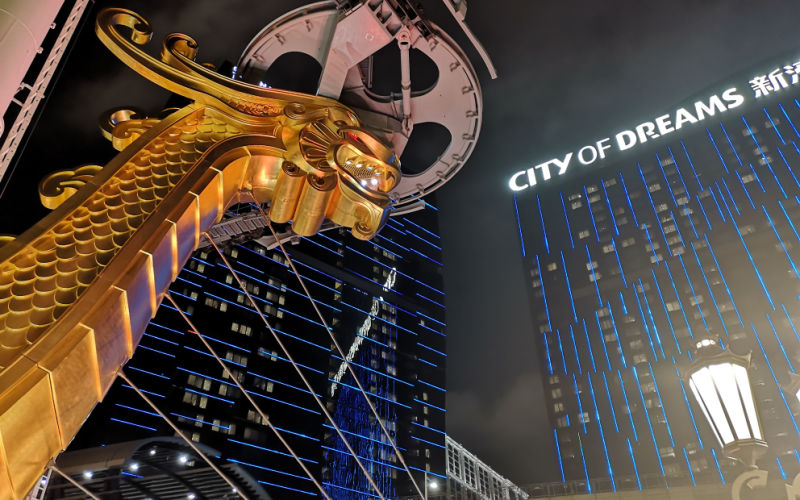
[512,54,800,493]
[443,436,528,500]
[69,203,447,499]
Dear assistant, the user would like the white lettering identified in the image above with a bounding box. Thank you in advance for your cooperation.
[615,130,637,151]
[694,94,726,120]
[578,145,598,165]
[509,171,528,191]
[635,121,659,144]
[655,114,674,136]
[552,153,573,175]
[674,107,697,129]
[722,87,745,109]
[596,138,612,159]
[534,162,552,180]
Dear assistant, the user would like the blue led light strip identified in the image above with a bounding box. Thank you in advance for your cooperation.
[561,251,578,323]
[750,323,800,434]
[560,192,575,249]
[513,195,527,257]
[537,193,550,254]
[584,185,601,242]
[619,172,640,228]
[632,366,666,476]
[675,367,704,449]
[536,254,553,332]
[587,377,616,491]
[649,269,681,353]
[706,127,731,174]
[553,429,566,482]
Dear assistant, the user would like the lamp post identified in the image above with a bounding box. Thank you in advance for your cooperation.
[423,471,439,500]
[683,338,767,467]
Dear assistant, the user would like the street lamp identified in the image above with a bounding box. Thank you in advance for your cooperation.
[684,338,766,466]
[423,472,439,500]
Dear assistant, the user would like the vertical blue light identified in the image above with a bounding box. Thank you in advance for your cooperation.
[763,205,800,281]
[561,251,578,323]
[582,318,598,373]
[706,127,731,174]
[720,122,743,167]
[595,312,613,371]
[627,439,642,490]
[608,302,627,368]
[619,291,628,315]
[779,199,800,244]
[655,152,679,206]
[677,450,696,489]
[617,370,638,440]
[675,367,704,449]
[513,195,527,257]
[537,193,550,254]
[680,140,704,192]
[748,162,767,194]
[639,164,670,248]
[711,448,726,484]
[543,332,554,375]
[584,185,601,242]
[715,182,737,219]
[643,226,659,263]
[573,374,587,434]
[587,377,616,491]
[649,269,681,353]
[632,285,658,360]
[777,147,800,191]
[764,107,787,145]
[578,433,591,493]
[663,261,695,339]
[780,102,800,139]
[676,253,709,332]
[683,206,700,240]
[778,457,788,480]
[586,245,603,307]
[553,429,566,482]
[569,324,584,374]
[736,173,757,211]
[648,363,675,447]
[750,323,800,435]
[743,114,788,198]
[556,329,568,376]
[669,211,686,248]
[619,172,640,228]
[535,254,553,332]
[689,242,729,337]
[601,179,620,236]
[703,234,745,327]
[695,194,713,231]
[766,313,795,373]
[639,282,666,359]
[612,240,628,288]
[632,366,666,476]
[707,188,727,222]
[601,372,620,432]
[560,192,575,249]
[728,210,776,310]
[720,178,741,216]
[666,145,692,200]
[782,304,800,344]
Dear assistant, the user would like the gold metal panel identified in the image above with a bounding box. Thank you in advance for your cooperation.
[80,288,133,394]
[0,367,60,498]
[142,222,179,296]
[26,324,101,447]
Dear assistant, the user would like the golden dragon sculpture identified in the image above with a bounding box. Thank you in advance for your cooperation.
[0,8,401,498]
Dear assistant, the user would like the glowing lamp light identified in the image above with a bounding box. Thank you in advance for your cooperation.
[178,454,189,465]
[129,462,139,472]
[429,480,439,491]
[684,338,766,465]
[82,471,93,480]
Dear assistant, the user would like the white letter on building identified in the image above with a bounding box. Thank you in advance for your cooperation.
[616,130,637,151]
[596,138,612,159]
[509,170,529,191]
[674,108,697,129]
[578,145,598,165]
[655,114,675,136]
[552,152,573,175]
[694,95,726,120]
[722,87,745,109]
[635,122,659,144]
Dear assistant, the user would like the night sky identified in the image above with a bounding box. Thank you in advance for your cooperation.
[2,0,800,486]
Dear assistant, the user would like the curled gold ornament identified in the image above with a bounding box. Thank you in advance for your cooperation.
[38,165,103,209]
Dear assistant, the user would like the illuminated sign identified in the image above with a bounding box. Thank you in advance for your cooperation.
[509,58,800,192]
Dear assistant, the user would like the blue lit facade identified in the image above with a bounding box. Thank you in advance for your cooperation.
[515,64,800,491]
[70,206,446,499]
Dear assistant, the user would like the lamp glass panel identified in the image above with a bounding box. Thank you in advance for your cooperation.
[710,363,750,440]
[733,364,761,440]
[690,366,735,444]
[690,379,724,447]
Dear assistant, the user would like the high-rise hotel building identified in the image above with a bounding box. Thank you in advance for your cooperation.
[68,204,447,499]
[512,54,800,492]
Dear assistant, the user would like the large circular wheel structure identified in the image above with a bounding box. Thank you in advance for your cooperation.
[237,0,484,213]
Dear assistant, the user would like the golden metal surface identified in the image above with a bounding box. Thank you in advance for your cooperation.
[0,7,402,498]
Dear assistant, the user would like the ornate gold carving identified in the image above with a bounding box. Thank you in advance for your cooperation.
[0,8,405,499]
[38,165,103,209]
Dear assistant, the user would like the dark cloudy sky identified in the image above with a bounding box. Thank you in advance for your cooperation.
[3,0,800,487]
